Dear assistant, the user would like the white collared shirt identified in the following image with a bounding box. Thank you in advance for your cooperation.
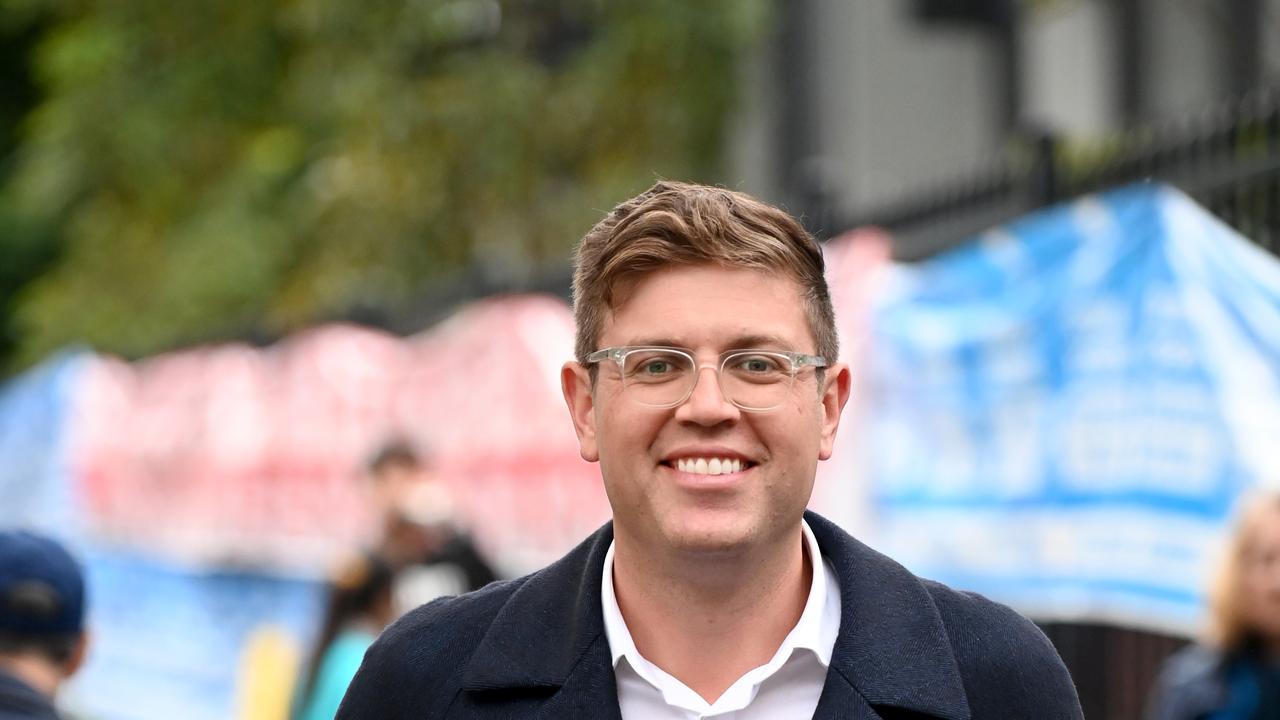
[601,520,842,719]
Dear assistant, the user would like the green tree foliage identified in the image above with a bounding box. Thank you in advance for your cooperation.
[0,0,768,370]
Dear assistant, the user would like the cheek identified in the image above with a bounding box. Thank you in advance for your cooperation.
[597,407,666,470]
[1243,576,1277,615]
[769,404,824,452]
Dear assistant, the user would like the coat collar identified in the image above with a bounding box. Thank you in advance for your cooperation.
[806,511,971,720]
[462,526,614,691]
[461,511,970,720]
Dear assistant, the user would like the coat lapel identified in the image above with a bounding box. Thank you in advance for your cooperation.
[459,522,622,719]
[530,632,623,720]
[807,511,971,720]
[812,676,887,720]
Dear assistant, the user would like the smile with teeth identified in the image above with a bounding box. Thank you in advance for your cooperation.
[674,457,744,475]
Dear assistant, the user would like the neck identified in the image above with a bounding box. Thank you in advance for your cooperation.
[611,524,812,703]
[0,654,61,699]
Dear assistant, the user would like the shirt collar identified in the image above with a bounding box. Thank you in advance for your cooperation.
[601,519,836,671]
[600,539,637,668]
[790,519,838,666]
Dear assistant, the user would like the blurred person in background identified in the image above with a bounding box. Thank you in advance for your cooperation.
[0,531,88,720]
[1147,489,1280,720]
[338,181,1082,718]
[293,552,396,720]
[364,440,498,611]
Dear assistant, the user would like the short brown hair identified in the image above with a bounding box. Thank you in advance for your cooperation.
[365,438,424,478]
[1207,490,1280,650]
[571,181,837,364]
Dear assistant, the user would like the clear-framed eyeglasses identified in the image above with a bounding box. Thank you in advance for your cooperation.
[584,346,828,412]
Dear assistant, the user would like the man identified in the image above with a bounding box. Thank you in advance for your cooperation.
[339,182,1083,718]
[365,440,498,611]
[0,531,88,720]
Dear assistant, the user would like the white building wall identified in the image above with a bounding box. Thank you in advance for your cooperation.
[725,28,782,204]
[727,0,1002,217]
[1262,0,1280,81]
[1020,1,1119,137]
[1140,0,1224,119]
[727,0,1246,221]
[834,0,1001,212]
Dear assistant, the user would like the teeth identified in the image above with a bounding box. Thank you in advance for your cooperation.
[674,457,744,475]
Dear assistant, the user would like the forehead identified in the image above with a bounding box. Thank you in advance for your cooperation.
[600,264,814,350]
[1247,508,1280,540]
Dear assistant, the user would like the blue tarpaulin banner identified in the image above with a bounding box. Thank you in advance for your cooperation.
[864,184,1280,634]
[0,351,88,537]
[65,550,322,720]
[0,353,324,720]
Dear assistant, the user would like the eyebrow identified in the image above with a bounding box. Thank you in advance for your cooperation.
[622,334,795,351]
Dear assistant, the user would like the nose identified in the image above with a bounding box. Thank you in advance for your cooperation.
[674,364,740,425]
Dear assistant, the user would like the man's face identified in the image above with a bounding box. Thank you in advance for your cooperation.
[562,264,850,556]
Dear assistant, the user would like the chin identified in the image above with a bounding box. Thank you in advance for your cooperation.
[660,515,758,555]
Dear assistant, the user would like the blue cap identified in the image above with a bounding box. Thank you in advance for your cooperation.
[0,531,85,636]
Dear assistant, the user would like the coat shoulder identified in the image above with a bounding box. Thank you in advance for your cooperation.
[335,576,527,719]
[1143,643,1225,720]
[923,580,1084,719]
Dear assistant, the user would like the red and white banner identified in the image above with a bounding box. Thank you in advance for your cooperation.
[70,295,608,574]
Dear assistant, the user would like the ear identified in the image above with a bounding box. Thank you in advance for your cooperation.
[561,362,600,462]
[817,362,852,461]
[64,630,89,678]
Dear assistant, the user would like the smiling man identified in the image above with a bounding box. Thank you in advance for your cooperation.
[337,182,1084,719]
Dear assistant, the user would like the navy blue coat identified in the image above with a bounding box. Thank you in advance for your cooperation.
[337,511,1083,719]
[0,669,59,720]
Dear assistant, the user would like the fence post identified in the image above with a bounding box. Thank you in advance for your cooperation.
[1031,131,1060,208]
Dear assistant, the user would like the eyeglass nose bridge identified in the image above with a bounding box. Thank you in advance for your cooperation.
[677,361,734,408]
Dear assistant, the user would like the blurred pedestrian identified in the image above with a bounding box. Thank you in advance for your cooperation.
[0,530,88,720]
[292,552,395,720]
[364,439,497,611]
[1147,489,1280,720]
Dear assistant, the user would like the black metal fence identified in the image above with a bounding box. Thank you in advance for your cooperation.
[837,86,1280,263]
[830,86,1280,720]
[1040,623,1187,720]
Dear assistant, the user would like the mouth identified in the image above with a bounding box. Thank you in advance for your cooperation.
[660,456,757,476]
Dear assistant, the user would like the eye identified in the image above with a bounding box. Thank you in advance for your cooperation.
[640,359,674,375]
[624,351,691,381]
[732,354,785,374]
